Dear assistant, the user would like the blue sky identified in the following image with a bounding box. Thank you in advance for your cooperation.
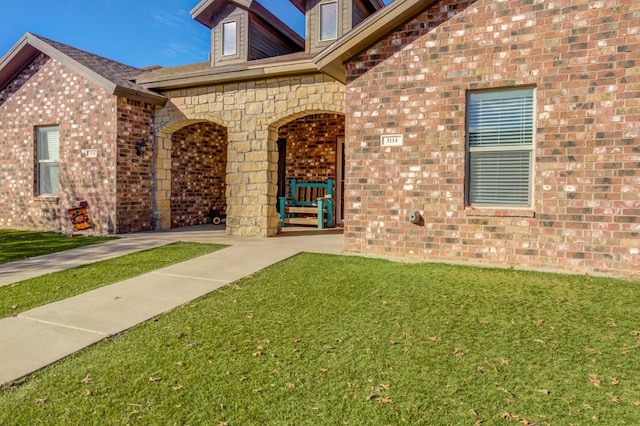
[1,0,390,68]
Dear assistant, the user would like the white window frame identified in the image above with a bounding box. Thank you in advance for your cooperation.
[36,126,60,196]
[319,1,338,42]
[222,20,238,56]
[466,88,535,208]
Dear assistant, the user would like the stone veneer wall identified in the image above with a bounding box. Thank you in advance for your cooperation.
[278,113,344,195]
[170,122,227,227]
[154,74,345,236]
[344,0,640,279]
[0,53,119,234]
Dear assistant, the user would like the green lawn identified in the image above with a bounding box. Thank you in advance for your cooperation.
[1,254,639,424]
[0,242,227,318]
[0,230,115,264]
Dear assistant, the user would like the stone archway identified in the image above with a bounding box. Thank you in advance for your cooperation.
[269,111,346,233]
[153,119,227,230]
[170,122,228,227]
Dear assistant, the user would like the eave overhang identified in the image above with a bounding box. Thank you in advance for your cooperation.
[313,0,438,84]
[191,0,303,48]
[137,57,320,90]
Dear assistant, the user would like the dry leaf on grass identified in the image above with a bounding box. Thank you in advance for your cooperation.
[588,374,601,388]
[81,374,92,384]
[535,389,550,395]
[35,398,47,405]
[607,392,621,403]
[454,348,466,358]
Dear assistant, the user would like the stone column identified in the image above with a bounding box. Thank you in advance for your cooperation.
[225,123,278,237]
[153,132,172,230]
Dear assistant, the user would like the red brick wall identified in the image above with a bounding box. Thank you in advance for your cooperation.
[115,98,155,233]
[278,113,343,190]
[171,122,227,227]
[344,0,640,279]
[0,53,119,234]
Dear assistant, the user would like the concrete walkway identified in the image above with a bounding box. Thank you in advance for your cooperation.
[0,226,344,385]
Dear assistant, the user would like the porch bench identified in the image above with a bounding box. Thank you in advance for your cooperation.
[279,179,334,229]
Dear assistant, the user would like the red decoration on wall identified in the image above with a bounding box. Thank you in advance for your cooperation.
[68,203,93,231]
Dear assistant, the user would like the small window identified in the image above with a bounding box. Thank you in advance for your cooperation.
[320,2,338,41]
[222,20,237,56]
[467,88,534,207]
[37,126,60,196]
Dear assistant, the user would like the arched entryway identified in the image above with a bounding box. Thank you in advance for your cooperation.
[169,121,228,228]
[276,113,345,227]
[154,120,228,229]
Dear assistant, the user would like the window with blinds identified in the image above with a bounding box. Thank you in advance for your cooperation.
[37,126,60,196]
[467,88,534,207]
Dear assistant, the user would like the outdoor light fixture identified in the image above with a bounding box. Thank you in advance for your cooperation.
[136,140,148,156]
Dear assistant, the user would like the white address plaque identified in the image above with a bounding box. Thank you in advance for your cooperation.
[380,134,403,147]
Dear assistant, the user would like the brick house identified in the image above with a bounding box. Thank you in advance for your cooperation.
[315,0,639,278]
[0,0,638,278]
[0,33,166,234]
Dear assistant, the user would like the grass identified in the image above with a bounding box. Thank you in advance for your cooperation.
[0,230,115,264]
[0,254,639,424]
[0,242,227,318]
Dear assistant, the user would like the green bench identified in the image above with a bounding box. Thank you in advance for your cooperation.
[279,179,334,229]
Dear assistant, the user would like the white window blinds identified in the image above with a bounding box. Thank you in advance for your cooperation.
[37,126,60,196]
[467,88,534,206]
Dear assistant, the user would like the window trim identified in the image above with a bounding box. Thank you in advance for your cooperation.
[221,19,238,57]
[465,87,535,209]
[319,1,338,42]
[36,125,60,197]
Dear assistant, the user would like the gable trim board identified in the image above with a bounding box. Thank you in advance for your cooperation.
[314,0,439,83]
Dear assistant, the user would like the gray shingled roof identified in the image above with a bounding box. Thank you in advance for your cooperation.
[0,33,166,105]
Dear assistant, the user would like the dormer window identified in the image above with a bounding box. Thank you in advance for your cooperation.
[319,2,338,41]
[222,20,237,56]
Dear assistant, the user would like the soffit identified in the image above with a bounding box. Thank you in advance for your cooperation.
[289,0,386,13]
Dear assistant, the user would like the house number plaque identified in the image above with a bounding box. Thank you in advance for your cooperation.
[381,134,403,147]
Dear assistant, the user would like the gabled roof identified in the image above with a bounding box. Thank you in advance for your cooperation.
[289,0,386,14]
[191,0,304,48]
[0,33,167,105]
[314,0,439,83]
